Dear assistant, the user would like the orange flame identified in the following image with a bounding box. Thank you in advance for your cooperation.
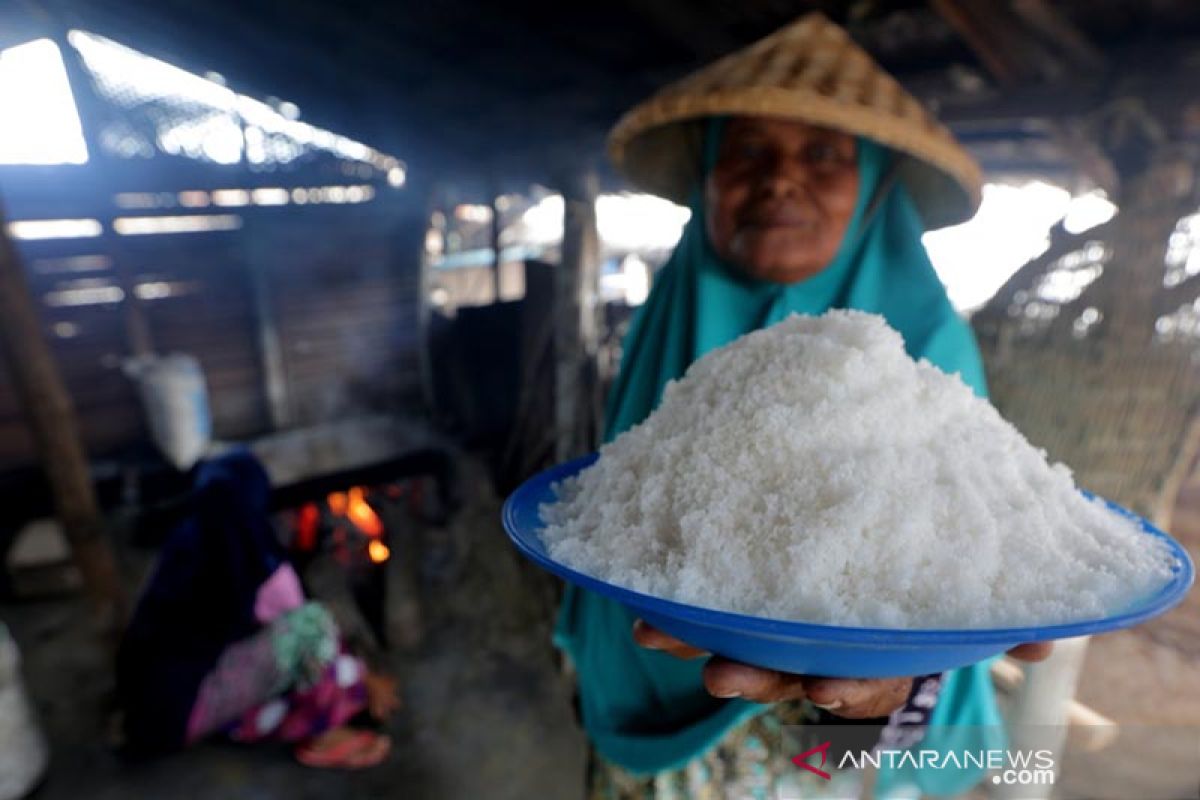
[326,491,348,516]
[346,487,384,538]
[327,487,384,538]
[368,539,391,563]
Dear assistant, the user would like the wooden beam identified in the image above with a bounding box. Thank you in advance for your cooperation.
[930,0,1033,86]
[0,200,125,626]
[1011,0,1106,73]
[931,0,1070,86]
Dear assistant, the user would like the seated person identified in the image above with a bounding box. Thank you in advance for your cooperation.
[117,449,398,769]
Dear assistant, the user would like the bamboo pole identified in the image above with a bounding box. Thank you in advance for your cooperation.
[0,201,125,626]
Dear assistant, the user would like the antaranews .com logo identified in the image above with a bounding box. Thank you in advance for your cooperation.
[792,740,1055,787]
[782,723,1200,800]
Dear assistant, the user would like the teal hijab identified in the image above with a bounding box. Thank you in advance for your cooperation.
[554,120,1001,795]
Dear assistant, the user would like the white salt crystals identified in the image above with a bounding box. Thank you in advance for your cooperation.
[541,310,1178,629]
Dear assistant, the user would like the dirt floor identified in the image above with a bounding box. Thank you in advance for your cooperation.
[2,453,587,800]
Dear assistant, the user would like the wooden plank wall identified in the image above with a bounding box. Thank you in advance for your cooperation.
[0,236,143,470]
[262,205,424,426]
[0,201,424,471]
[127,229,269,440]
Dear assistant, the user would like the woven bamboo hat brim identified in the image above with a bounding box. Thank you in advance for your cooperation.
[608,12,982,230]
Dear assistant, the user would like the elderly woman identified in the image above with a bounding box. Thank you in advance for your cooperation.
[554,14,1052,799]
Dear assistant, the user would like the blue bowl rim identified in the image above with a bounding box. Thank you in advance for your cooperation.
[502,452,1196,647]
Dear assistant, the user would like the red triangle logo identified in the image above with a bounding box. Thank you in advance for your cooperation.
[791,740,832,780]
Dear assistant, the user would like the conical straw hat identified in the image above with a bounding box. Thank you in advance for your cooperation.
[608,12,982,230]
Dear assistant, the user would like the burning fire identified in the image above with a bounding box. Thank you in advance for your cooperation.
[327,486,384,538]
[290,486,390,564]
[367,539,391,564]
[295,502,320,551]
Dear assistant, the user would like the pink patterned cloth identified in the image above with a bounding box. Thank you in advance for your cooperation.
[242,656,367,743]
[185,602,367,745]
[253,564,306,624]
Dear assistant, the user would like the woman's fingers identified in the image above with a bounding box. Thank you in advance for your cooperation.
[701,657,808,702]
[631,619,709,659]
[699,661,911,716]
[1006,642,1055,662]
[804,677,913,719]
[632,619,1032,715]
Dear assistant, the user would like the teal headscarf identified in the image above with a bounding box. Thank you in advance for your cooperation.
[554,120,1002,795]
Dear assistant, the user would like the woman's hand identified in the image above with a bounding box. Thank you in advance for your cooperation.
[632,619,1054,718]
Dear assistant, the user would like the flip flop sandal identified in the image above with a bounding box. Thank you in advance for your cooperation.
[349,733,391,768]
[295,730,390,770]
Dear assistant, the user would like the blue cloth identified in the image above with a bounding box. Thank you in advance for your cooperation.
[554,119,1002,794]
[118,449,288,754]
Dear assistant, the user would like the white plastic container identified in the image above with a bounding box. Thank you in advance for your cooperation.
[0,624,48,799]
[125,354,212,471]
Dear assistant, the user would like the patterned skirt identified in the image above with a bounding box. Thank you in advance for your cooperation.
[185,601,369,744]
[586,676,943,800]
[588,701,839,800]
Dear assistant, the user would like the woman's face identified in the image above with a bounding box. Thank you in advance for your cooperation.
[705,117,859,284]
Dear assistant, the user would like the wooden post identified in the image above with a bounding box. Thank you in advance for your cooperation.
[491,193,503,303]
[0,201,125,624]
[247,252,291,430]
[994,636,1092,800]
[416,183,439,416]
[240,213,290,430]
[555,171,600,462]
[112,251,155,358]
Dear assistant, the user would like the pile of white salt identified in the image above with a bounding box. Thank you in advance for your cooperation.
[541,311,1177,629]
